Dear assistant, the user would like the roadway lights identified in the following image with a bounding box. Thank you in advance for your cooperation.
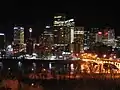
[88,54,91,57]
[97,57,100,60]
[31,83,34,86]
[95,54,98,57]
[76,53,79,56]
[113,55,116,59]
[109,57,112,60]
[103,54,106,58]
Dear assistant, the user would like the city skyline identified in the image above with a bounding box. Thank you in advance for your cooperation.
[0,1,118,42]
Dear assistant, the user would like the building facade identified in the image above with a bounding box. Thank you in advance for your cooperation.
[84,30,90,50]
[102,27,116,47]
[116,36,120,49]
[26,38,33,55]
[53,14,75,52]
[84,28,99,50]
[53,14,66,45]
[89,28,99,45]
[73,27,84,53]
[14,26,24,45]
[95,31,103,42]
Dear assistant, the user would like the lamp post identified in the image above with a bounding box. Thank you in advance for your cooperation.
[29,28,32,39]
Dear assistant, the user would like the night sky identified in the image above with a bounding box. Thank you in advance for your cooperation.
[0,1,118,42]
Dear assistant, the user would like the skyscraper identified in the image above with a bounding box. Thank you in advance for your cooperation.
[89,28,99,45]
[84,30,90,50]
[14,26,24,45]
[95,31,103,42]
[102,27,115,47]
[41,30,54,54]
[84,28,99,50]
[73,27,84,53]
[53,14,75,52]
[53,14,66,45]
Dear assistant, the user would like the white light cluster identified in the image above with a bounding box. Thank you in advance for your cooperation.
[0,33,4,36]
[14,27,18,30]
[54,16,62,18]
[29,28,32,32]
[20,27,24,30]
[49,62,52,69]
[18,61,22,67]
[74,31,84,34]
[46,26,50,28]
[71,28,74,43]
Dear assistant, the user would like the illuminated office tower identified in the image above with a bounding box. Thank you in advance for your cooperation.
[84,28,99,50]
[89,28,99,45]
[84,30,90,50]
[14,26,24,45]
[73,27,84,53]
[43,26,54,46]
[102,27,115,47]
[95,31,103,42]
[64,19,75,52]
[20,27,24,44]
[40,30,54,54]
[53,14,75,52]
[53,14,66,45]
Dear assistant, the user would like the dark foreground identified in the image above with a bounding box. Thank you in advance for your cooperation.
[20,78,120,90]
[1,78,120,90]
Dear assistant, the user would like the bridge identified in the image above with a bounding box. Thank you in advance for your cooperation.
[80,58,120,73]
[0,58,119,74]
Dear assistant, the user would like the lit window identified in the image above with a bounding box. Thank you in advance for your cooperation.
[54,30,58,31]
[60,28,62,29]
[54,35,57,37]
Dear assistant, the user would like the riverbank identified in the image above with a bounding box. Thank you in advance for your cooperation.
[1,78,120,90]
[21,78,120,90]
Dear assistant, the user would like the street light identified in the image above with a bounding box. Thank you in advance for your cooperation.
[109,57,112,60]
[113,55,116,59]
[103,54,106,58]
[29,28,32,38]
